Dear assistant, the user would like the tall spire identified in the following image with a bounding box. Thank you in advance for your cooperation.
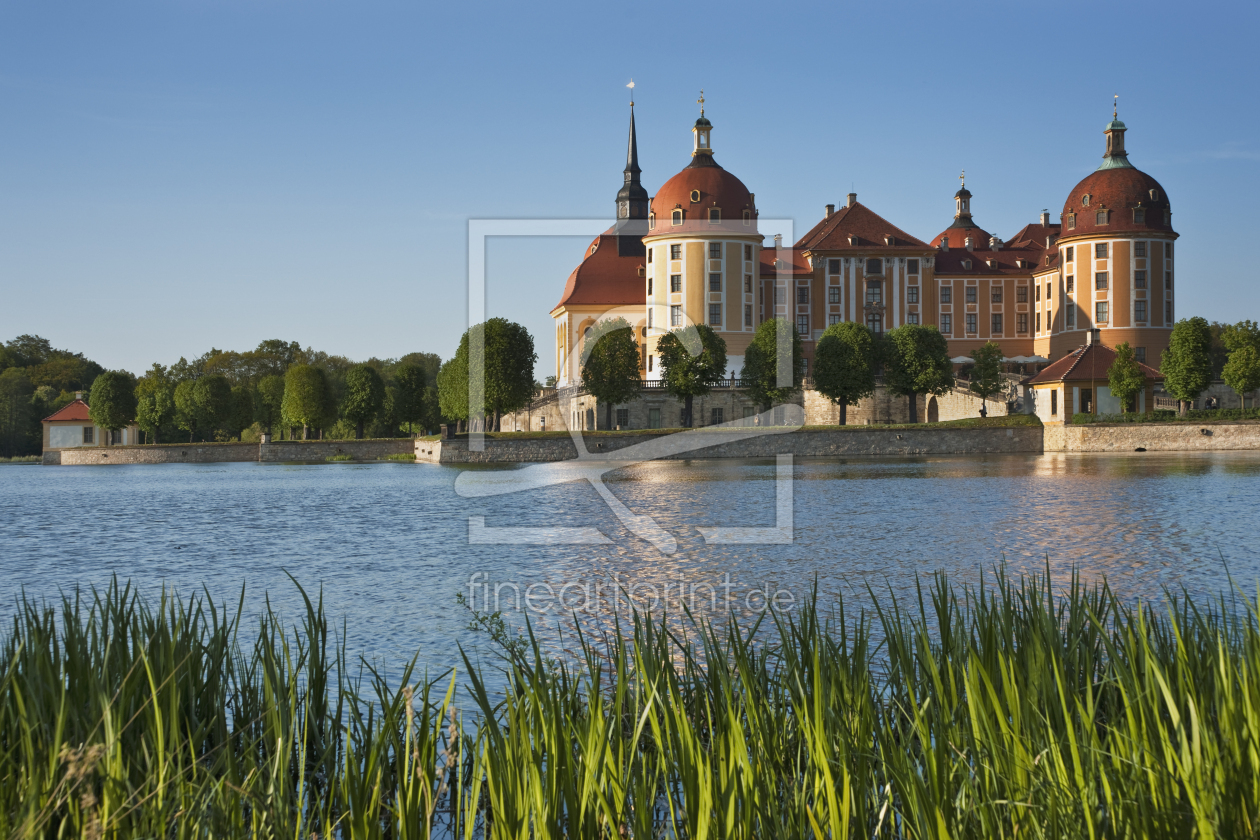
[948,170,975,229]
[616,101,648,221]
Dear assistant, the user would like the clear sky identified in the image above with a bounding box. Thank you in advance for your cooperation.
[2,0,1256,378]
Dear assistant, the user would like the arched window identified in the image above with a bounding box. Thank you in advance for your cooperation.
[648,212,655,230]
[742,210,751,225]
[671,209,683,225]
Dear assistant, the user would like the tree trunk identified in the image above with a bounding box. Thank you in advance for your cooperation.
[189,427,195,443]
[684,395,694,428]
[356,421,364,440]
[839,399,847,426]
[907,392,918,424]
[606,402,614,430]
[302,424,309,441]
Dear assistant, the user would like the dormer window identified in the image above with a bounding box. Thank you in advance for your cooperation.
[1082,194,1091,207]
[648,212,656,230]
[708,208,721,223]
[743,210,751,225]
[689,190,701,203]
[1133,208,1145,224]
[1095,210,1108,225]
[671,209,683,226]
[848,235,858,246]
[1150,188,1160,201]
[961,259,972,270]
[1068,213,1076,230]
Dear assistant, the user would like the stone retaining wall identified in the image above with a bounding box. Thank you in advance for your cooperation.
[1044,421,1260,452]
[417,425,1044,464]
[48,439,414,465]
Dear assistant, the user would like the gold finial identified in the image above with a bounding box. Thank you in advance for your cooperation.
[1113,94,1118,119]
[697,89,705,115]
[959,169,965,188]
[627,78,635,106]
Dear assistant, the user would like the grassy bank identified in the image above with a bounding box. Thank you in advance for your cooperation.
[0,455,40,464]
[1074,408,1260,424]
[2,571,1256,837]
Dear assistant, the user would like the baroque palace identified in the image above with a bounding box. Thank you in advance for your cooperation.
[551,99,1178,395]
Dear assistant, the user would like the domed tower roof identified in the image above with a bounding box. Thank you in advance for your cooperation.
[647,100,757,235]
[931,171,993,249]
[1060,113,1174,238]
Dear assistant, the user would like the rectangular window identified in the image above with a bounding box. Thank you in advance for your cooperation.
[1035,285,1041,302]
[670,274,682,293]
[1168,242,1173,257]
[710,408,724,426]
[1135,270,1146,289]
[744,244,752,261]
[829,287,841,304]
[1066,246,1074,262]
[1095,301,1108,324]
[744,275,752,293]
[1017,313,1028,333]
[670,305,682,326]
[1068,214,1076,229]
[941,314,952,335]
[1095,243,1108,259]
[708,208,721,224]
[797,286,809,304]
[709,304,721,326]
[1051,389,1058,416]
[940,286,952,303]
[1066,306,1075,328]
[1066,275,1074,293]
[1036,312,1041,332]
[774,287,786,305]
[1133,208,1145,224]
[829,314,841,325]
[992,288,1002,303]
[907,286,918,303]
[1045,282,1052,300]
[616,408,629,428]
[1135,241,1146,258]
[907,313,919,325]
[745,304,753,327]
[1165,271,1172,290]
[991,314,1003,334]
[710,273,722,292]
[648,355,653,372]
[1096,210,1108,225]
[1135,346,1146,363]
[709,242,721,258]
[965,286,977,304]
[647,308,653,328]
[828,258,841,274]
[966,313,977,334]
[670,244,681,260]
[1165,301,1173,323]
[1017,286,1028,302]
[83,426,94,444]
[1095,272,1108,290]
[907,258,920,274]
[647,249,653,263]
[647,277,653,295]
[1135,300,1147,322]
[796,314,810,336]
[648,408,661,429]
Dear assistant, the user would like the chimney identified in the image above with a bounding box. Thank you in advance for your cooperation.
[773,233,783,248]
[964,236,974,251]
[846,192,857,208]
[1040,210,1051,226]
[989,235,1001,251]
[940,235,949,251]
[75,391,83,400]
[824,204,835,218]
[1087,328,1101,346]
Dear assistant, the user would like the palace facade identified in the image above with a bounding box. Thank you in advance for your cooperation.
[551,102,1178,386]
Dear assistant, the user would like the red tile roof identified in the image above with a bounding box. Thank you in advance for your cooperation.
[552,229,645,311]
[796,202,930,251]
[1023,341,1163,385]
[759,246,812,278]
[43,399,91,423]
[1061,167,1174,239]
[649,160,757,234]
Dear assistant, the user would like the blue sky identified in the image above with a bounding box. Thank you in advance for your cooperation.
[1,0,1256,378]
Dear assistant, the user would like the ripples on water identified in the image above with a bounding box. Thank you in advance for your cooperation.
[1,452,1257,678]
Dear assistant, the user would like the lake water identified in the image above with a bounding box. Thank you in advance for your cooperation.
[2,452,1258,676]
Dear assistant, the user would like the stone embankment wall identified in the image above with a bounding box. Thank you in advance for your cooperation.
[417,426,1043,464]
[47,439,413,465]
[1044,421,1260,452]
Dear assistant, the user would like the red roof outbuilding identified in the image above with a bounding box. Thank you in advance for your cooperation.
[42,399,91,423]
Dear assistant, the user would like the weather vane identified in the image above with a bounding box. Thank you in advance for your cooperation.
[959,169,965,188]
[627,78,635,106]
[1114,94,1118,119]
[697,89,705,115]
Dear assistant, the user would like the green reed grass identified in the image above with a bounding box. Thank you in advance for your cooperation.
[2,570,1257,837]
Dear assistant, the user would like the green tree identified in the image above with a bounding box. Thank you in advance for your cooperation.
[742,318,804,413]
[580,318,641,430]
[87,371,138,442]
[813,322,876,425]
[656,324,727,427]
[393,363,429,435]
[173,380,199,442]
[884,324,954,424]
[438,320,537,432]
[1107,342,1146,413]
[0,368,35,458]
[437,354,469,431]
[1161,316,1213,415]
[1223,346,1260,409]
[968,341,1005,414]
[282,365,329,440]
[134,366,173,444]
[255,375,286,437]
[227,385,255,439]
[192,375,233,439]
[341,364,385,439]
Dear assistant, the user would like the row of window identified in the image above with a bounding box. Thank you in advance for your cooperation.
[648,243,758,263]
[1064,242,1172,261]
[650,208,755,228]
[825,258,921,275]
[1065,208,1161,229]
